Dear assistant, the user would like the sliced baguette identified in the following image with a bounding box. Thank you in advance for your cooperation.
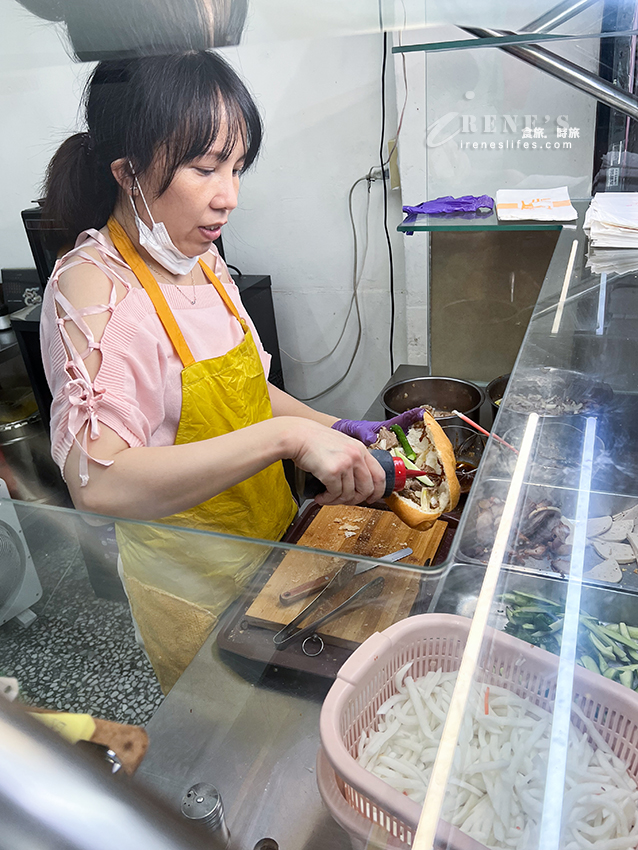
[383,411,460,531]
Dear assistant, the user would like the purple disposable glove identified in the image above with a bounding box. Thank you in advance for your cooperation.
[403,195,494,215]
[331,407,426,446]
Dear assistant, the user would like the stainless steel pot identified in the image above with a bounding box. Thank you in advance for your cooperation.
[382,376,485,429]
[486,373,510,424]
[0,413,63,502]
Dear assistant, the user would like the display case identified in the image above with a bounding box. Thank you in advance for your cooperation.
[4,2,638,850]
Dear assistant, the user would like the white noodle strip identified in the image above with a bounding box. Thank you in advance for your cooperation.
[447,776,486,798]
[570,704,616,758]
[464,759,511,776]
[394,661,413,692]
[418,668,443,701]
[377,692,404,716]
[378,755,428,784]
[405,676,435,739]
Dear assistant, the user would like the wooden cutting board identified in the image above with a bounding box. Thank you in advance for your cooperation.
[246,505,446,648]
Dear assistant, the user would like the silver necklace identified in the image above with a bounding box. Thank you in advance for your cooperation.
[149,262,198,305]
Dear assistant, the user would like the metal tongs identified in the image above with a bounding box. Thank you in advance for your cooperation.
[272,560,385,651]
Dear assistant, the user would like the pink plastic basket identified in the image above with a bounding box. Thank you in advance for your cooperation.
[319,613,638,850]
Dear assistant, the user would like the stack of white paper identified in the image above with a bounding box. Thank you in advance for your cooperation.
[584,193,638,247]
[495,186,578,221]
[587,247,638,275]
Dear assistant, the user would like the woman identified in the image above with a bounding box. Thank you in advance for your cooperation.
[40,51,421,690]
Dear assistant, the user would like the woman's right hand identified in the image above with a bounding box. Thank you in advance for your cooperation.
[281,418,387,506]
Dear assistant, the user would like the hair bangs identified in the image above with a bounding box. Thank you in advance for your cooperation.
[152,52,262,196]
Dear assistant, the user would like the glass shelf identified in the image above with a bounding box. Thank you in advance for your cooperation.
[393,28,638,55]
[398,211,567,233]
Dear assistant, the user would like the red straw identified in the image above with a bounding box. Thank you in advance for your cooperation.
[451,410,519,455]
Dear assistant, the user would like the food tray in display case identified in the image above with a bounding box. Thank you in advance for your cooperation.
[497,366,613,417]
[430,562,638,630]
[318,613,638,850]
[430,562,638,690]
[455,477,638,593]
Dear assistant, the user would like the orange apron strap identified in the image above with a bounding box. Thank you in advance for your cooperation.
[198,261,243,323]
[107,217,196,368]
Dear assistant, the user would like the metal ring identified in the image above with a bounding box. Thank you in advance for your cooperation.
[301,634,324,657]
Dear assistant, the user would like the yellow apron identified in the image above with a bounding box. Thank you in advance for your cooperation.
[107,218,297,692]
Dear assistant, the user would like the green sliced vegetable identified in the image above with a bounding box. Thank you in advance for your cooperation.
[390,449,434,485]
[589,634,616,660]
[612,644,630,663]
[507,592,563,609]
[389,425,416,461]
[580,655,600,674]
[620,669,634,689]
[597,625,638,650]
[498,591,638,694]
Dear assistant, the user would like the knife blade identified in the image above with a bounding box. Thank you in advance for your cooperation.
[279,547,413,606]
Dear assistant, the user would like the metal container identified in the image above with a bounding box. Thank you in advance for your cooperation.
[502,367,613,417]
[456,477,638,594]
[485,373,510,423]
[441,425,487,495]
[430,562,638,630]
[382,376,485,428]
[0,413,64,502]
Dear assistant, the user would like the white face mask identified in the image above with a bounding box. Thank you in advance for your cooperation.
[128,167,199,276]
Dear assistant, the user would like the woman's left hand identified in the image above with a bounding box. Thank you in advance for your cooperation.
[331,407,425,445]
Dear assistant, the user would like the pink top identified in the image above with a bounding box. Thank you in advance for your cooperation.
[41,228,271,484]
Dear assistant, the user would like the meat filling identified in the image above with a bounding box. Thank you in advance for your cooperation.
[371,426,400,451]
[371,424,446,509]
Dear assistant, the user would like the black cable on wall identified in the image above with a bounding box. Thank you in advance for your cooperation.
[379,30,396,376]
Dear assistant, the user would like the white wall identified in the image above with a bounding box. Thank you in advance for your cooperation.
[221,35,406,415]
[0,0,91,266]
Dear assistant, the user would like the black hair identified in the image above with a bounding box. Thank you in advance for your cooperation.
[42,51,262,253]
[16,0,248,60]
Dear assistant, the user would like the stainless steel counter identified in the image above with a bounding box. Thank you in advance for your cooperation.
[135,620,352,850]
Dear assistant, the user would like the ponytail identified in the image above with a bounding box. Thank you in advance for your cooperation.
[41,131,118,254]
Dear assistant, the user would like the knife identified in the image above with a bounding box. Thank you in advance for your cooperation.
[278,547,413,606]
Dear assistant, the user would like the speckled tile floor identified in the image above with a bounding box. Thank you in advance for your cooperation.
[0,503,163,725]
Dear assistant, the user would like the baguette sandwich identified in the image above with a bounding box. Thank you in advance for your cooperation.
[371,410,460,530]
